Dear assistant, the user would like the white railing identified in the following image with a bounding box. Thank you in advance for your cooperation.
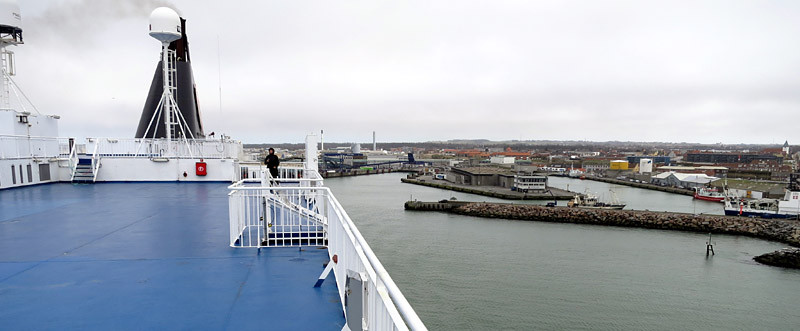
[84,137,241,159]
[228,176,426,330]
[68,142,78,181]
[237,162,320,182]
[0,134,71,160]
[91,142,101,182]
[228,182,327,248]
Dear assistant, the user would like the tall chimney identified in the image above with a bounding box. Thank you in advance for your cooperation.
[135,18,204,139]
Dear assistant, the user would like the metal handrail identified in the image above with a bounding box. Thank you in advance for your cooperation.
[0,135,70,160]
[325,190,427,331]
[227,182,427,330]
[68,142,78,181]
[91,142,100,182]
[85,137,241,159]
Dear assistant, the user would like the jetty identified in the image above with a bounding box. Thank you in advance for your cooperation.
[404,201,800,248]
[754,248,800,269]
[322,168,396,178]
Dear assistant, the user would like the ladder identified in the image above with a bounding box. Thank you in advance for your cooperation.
[164,49,179,139]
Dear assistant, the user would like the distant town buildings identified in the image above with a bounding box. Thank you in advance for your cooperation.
[686,153,782,164]
[245,139,797,194]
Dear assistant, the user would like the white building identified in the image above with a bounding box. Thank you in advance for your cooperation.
[490,156,515,164]
[513,174,547,192]
[639,158,653,174]
[650,171,718,189]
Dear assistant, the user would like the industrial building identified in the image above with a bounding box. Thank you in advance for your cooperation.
[627,156,671,166]
[610,160,629,170]
[650,172,718,189]
[710,178,786,199]
[490,156,515,164]
[686,153,782,164]
[657,165,728,178]
[449,167,548,191]
[451,167,513,187]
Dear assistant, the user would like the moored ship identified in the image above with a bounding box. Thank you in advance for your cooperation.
[694,186,725,202]
[567,190,626,210]
[723,191,800,219]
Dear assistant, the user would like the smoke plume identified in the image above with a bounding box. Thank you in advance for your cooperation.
[24,0,178,43]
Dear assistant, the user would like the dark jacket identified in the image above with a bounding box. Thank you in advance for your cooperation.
[265,154,280,169]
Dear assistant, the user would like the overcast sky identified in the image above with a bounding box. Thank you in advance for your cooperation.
[13,0,800,144]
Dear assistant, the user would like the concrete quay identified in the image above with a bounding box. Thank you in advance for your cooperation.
[322,168,395,178]
[404,201,800,248]
[401,176,575,200]
[555,175,695,196]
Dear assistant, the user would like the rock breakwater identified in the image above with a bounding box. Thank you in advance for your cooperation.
[754,248,800,269]
[404,201,800,247]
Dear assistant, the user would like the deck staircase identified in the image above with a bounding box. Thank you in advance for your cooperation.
[261,193,327,247]
[72,158,95,183]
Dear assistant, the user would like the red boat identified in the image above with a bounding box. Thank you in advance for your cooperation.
[694,186,725,202]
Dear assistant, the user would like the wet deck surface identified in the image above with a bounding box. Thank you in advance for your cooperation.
[0,182,344,329]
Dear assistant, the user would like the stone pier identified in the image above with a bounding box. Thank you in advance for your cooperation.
[404,201,800,247]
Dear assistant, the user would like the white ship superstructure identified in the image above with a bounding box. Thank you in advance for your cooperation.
[0,0,68,189]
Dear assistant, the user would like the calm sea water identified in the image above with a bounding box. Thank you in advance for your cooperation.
[326,173,800,330]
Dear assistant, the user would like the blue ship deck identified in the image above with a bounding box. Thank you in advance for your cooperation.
[0,183,345,329]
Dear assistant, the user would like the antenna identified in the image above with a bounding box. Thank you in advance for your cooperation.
[217,35,222,115]
[148,7,182,142]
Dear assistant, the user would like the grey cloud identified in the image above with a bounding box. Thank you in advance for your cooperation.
[13,0,800,144]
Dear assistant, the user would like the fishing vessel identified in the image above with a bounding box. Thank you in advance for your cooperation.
[723,190,800,219]
[567,190,626,210]
[694,186,725,202]
[0,4,424,330]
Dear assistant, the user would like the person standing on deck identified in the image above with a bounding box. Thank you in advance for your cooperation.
[265,148,280,179]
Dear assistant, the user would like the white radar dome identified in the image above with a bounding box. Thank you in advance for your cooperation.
[149,7,181,43]
[0,0,21,29]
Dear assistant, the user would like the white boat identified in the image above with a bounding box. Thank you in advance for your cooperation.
[723,190,800,219]
[568,189,626,210]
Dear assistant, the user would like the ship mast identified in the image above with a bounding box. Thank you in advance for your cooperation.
[0,1,22,111]
[144,7,197,155]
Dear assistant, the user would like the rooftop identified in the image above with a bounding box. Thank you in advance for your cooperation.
[711,179,787,194]
[453,166,514,175]
[0,183,344,329]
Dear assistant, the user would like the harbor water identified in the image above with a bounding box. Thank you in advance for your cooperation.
[546,176,724,215]
[326,173,800,330]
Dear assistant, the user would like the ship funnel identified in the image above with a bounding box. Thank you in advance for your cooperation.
[136,10,204,139]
